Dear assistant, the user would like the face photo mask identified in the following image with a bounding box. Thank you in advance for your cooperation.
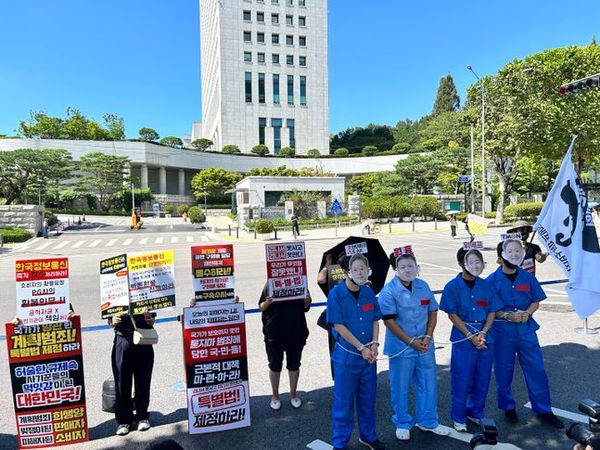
[348,263,371,285]
[464,252,485,277]
[502,240,525,268]
[396,259,418,283]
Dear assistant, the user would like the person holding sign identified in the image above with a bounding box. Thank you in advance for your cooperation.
[506,221,547,276]
[109,308,156,436]
[487,239,563,429]
[259,283,312,411]
[378,248,448,441]
[327,253,386,450]
[440,248,502,432]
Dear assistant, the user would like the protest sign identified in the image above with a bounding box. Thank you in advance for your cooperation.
[462,241,484,250]
[191,245,235,303]
[99,254,129,318]
[6,316,88,449]
[15,258,70,326]
[265,242,308,301]
[182,304,250,434]
[128,250,176,314]
[466,214,488,236]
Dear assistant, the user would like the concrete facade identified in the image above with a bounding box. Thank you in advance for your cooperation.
[197,0,329,155]
[0,205,43,234]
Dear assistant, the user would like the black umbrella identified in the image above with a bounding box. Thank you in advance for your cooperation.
[318,235,390,296]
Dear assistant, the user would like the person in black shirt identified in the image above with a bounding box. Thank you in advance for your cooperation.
[506,220,547,276]
[109,309,156,436]
[291,214,300,238]
[258,283,311,411]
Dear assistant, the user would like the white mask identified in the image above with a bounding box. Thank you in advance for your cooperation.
[396,260,418,283]
[464,257,485,277]
[502,241,525,267]
[349,263,370,285]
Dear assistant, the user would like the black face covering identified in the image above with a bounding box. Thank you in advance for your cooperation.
[520,232,530,242]
[502,258,519,270]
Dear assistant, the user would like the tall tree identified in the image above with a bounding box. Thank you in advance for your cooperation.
[432,75,460,115]
[138,127,160,141]
[191,168,243,202]
[77,153,130,211]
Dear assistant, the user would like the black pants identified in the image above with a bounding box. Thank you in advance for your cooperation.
[111,334,154,425]
[292,223,300,237]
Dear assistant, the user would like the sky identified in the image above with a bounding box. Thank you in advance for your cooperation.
[1,1,600,139]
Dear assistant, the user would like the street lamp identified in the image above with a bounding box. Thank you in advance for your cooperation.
[467,65,486,217]
[202,185,207,215]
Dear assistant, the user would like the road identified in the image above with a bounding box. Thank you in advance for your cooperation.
[0,227,597,449]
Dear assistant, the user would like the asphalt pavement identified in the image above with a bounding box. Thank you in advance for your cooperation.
[0,221,598,450]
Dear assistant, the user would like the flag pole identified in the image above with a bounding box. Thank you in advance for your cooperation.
[575,318,598,335]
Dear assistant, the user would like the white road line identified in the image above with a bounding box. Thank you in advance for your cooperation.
[54,241,69,250]
[106,239,117,247]
[171,237,179,244]
[122,238,133,246]
[306,440,332,450]
[524,402,588,423]
[420,261,458,272]
[186,236,194,243]
[89,239,102,248]
[72,240,86,249]
[35,241,54,250]
[155,237,164,244]
[200,235,208,242]
[139,238,148,245]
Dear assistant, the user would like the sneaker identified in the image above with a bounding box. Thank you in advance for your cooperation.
[290,397,302,409]
[358,438,386,450]
[137,420,151,431]
[115,424,130,436]
[269,398,281,411]
[537,412,564,429]
[416,424,450,436]
[453,422,467,432]
[395,428,410,440]
[504,409,518,424]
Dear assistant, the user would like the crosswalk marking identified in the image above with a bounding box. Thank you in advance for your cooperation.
[200,235,208,242]
[139,238,148,245]
[155,237,164,244]
[171,237,179,244]
[72,240,86,248]
[106,239,117,247]
[123,238,133,246]
[186,236,194,243]
[524,401,588,423]
[36,241,53,250]
[54,241,69,250]
[89,239,102,248]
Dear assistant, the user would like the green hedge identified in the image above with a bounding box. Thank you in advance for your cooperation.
[0,228,32,243]
[254,218,275,233]
[503,202,543,220]
[362,196,443,220]
[246,215,358,230]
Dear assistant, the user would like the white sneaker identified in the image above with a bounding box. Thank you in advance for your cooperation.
[269,398,281,411]
[395,428,410,440]
[116,424,130,436]
[137,420,151,431]
[290,397,302,409]
[453,422,467,432]
[416,424,450,436]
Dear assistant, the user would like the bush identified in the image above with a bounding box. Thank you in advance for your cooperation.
[44,210,59,227]
[164,204,175,215]
[362,145,378,156]
[251,144,270,156]
[187,206,206,224]
[279,146,295,157]
[392,142,411,154]
[411,196,441,219]
[503,202,544,220]
[254,218,274,234]
[177,204,191,216]
[191,138,213,151]
[307,148,320,157]
[0,228,32,243]
[222,144,241,154]
[334,147,349,156]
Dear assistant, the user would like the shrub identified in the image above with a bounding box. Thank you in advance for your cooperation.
[362,145,377,156]
[0,228,32,243]
[191,138,213,151]
[251,144,270,156]
[411,196,441,219]
[307,148,320,157]
[159,136,183,148]
[254,218,274,234]
[334,147,349,156]
[164,204,174,215]
[44,210,59,227]
[503,202,544,220]
[279,146,295,157]
[222,144,241,154]
[392,142,411,154]
[187,206,206,224]
[177,204,191,216]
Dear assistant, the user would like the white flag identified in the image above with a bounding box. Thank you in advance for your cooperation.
[534,136,600,319]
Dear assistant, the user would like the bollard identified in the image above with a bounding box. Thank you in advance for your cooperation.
[389,222,392,234]
[435,218,438,230]
[228,225,231,236]
[274,228,278,240]
[236,227,239,239]
[412,216,415,232]
[0,233,3,248]
[254,229,257,240]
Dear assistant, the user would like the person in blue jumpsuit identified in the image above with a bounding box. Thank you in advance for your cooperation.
[440,248,502,432]
[488,239,563,428]
[327,253,386,450]
[378,251,449,441]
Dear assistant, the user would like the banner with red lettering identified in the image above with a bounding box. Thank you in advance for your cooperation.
[182,304,250,434]
[6,316,88,449]
[15,258,70,326]
[265,242,307,302]
[191,245,235,302]
[99,254,130,318]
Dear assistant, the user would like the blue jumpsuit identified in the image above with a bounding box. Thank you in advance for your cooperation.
[440,274,503,424]
[487,267,552,414]
[378,277,440,431]
[327,282,382,449]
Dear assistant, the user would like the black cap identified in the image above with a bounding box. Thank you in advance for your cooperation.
[456,247,468,263]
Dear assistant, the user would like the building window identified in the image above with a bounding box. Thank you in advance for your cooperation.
[299,35,306,46]
[272,0,279,4]
[300,75,306,105]
[243,31,252,42]
[259,73,266,103]
[257,32,265,43]
[272,33,279,44]
[286,54,294,66]
[259,118,267,145]
[257,11,265,23]
[272,13,279,24]
[286,35,294,45]
[299,16,306,26]
[245,72,252,103]
[257,52,265,63]
[287,75,294,105]
[286,14,293,25]
[272,53,280,64]
[272,118,282,153]
[299,0,305,6]
[286,0,293,5]
[287,119,295,149]
[299,55,306,66]
[243,10,251,21]
[244,51,252,62]
[273,74,280,104]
